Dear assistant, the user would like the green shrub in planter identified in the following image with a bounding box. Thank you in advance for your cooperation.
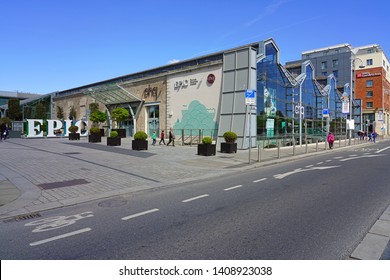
[90,126,101,134]
[223,131,237,143]
[202,136,212,145]
[132,131,148,150]
[221,131,238,153]
[134,131,148,140]
[198,136,216,156]
[68,125,79,133]
[68,125,80,140]
[110,131,119,138]
[107,130,121,146]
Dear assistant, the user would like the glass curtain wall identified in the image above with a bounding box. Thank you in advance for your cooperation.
[257,42,293,147]
[256,41,336,146]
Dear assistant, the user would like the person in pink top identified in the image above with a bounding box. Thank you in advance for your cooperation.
[327,132,334,149]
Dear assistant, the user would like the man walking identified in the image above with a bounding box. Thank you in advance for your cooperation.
[167,128,175,146]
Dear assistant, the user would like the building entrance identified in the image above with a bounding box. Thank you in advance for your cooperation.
[147,105,159,137]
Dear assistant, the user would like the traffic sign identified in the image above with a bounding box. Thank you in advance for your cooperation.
[323,108,329,118]
[245,89,256,105]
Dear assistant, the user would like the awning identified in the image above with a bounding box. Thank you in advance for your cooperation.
[82,83,141,105]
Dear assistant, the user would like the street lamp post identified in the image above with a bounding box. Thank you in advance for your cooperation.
[349,54,365,145]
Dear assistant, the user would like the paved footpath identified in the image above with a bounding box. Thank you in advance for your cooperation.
[0,136,389,259]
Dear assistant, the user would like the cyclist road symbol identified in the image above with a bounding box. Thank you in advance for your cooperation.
[24,211,94,232]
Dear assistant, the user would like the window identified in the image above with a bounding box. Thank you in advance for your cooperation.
[366,91,373,97]
[367,49,374,54]
[366,59,373,66]
[332,59,339,67]
[322,71,327,76]
[321,61,327,70]
[366,80,373,87]
[383,60,386,67]
[332,70,338,77]
[366,102,373,108]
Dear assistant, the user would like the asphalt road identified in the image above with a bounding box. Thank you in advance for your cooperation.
[1,143,390,259]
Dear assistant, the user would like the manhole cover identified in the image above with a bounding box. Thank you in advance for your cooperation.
[98,197,127,208]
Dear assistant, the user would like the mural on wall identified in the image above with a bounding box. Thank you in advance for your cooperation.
[173,100,217,131]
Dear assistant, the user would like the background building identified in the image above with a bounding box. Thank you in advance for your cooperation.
[286,43,390,135]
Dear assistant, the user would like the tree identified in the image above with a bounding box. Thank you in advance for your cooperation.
[8,98,21,121]
[89,102,100,113]
[69,106,77,120]
[89,110,107,127]
[56,106,64,120]
[35,103,46,119]
[111,107,129,128]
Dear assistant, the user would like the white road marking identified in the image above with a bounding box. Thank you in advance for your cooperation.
[29,228,92,246]
[253,178,267,183]
[274,166,340,179]
[339,154,384,161]
[182,194,209,203]
[121,208,159,221]
[317,162,323,165]
[376,146,390,153]
[305,165,314,168]
[224,185,243,191]
[333,156,343,159]
[326,160,332,162]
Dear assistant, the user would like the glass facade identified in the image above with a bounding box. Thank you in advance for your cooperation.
[256,41,344,146]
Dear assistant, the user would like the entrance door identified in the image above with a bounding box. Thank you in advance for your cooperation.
[148,105,159,136]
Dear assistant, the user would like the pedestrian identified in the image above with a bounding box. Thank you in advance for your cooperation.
[152,131,157,145]
[372,131,377,143]
[0,123,6,141]
[159,130,166,145]
[167,127,175,146]
[327,132,334,149]
[368,132,372,141]
[4,125,9,140]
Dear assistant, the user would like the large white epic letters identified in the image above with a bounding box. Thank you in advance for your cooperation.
[26,119,89,138]
[46,120,63,137]
[27,119,44,138]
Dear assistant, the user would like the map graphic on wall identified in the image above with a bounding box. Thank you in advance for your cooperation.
[174,100,217,131]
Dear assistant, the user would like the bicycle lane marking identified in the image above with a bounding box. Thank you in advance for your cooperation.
[29,228,92,247]
[24,211,94,232]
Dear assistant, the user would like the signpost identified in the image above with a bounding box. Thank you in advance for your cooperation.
[245,90,256,164]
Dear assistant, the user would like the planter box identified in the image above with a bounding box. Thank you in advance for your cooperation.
[132,139,148,150]
[197,144,216,156]
[107,137,121,146]
[112,128,126,138]
[220,142,237,153]
[69,133,80,140]
[8,130,22,139]
[88,133,101,143]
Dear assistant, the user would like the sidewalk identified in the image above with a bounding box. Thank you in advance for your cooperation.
[0,136,388,259]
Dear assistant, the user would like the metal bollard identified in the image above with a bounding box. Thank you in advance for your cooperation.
[277,140,281,159]
[293,138,296,156]
[316,139,318,152]
[257,143,261,162]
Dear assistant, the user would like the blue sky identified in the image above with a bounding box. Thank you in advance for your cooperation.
[1,0,389,94]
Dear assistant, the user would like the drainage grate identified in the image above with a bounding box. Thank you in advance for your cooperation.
[38,179,90,190]
[3,212,41,223]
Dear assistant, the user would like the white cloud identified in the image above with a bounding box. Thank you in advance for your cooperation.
[168,59,180,64]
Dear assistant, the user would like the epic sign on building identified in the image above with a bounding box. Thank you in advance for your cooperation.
[26,119,88,138]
